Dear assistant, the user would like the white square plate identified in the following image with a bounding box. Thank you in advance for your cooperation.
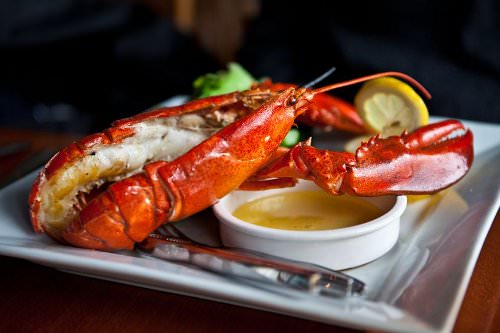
[0,116,499,333]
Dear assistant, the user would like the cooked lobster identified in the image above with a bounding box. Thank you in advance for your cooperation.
[29,72,473,250]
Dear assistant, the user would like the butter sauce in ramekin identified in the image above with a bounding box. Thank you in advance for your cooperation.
[213,181,407,270]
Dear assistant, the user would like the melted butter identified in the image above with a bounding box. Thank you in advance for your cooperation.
[233,191,383,231]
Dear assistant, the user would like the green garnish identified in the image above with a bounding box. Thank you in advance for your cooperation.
[193,63,256,98]
[281,128,301,147]
[192,63,305,147]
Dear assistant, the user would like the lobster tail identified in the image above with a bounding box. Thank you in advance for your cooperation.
[63,173,168,250]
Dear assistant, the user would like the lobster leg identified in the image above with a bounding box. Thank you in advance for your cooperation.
[251,120,473,196]
[297,94,366,134]
[248,139,355,194]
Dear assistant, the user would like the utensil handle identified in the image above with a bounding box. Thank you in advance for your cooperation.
[139,237,364,297]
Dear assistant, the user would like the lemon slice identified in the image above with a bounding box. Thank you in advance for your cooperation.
[355,77,429,135]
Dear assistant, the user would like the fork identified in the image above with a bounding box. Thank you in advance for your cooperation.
[138,223,365,298]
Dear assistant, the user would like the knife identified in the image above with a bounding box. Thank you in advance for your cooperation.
[138,235,365,298]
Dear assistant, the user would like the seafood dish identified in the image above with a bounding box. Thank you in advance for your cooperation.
[28,70,473,251]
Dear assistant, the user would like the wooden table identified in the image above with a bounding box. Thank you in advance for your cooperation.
[0,129,498,333]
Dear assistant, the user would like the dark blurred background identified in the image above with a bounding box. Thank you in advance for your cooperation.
[1,0,499,135]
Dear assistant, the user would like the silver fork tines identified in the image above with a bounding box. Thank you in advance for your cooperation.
[156,224,191,241]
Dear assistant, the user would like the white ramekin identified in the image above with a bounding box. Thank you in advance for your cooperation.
[213,181,407,270]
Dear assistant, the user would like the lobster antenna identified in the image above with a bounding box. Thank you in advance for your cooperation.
[302,66,337,88]
[312,71,432,99]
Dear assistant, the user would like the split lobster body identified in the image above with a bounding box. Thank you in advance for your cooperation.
[32,88,313,250]
[29,72,474,251]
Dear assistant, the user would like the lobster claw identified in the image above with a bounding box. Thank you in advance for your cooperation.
[342,120,474,195]
[249,120,473,196]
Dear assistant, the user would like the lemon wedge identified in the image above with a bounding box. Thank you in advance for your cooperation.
[355,77,429,136]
